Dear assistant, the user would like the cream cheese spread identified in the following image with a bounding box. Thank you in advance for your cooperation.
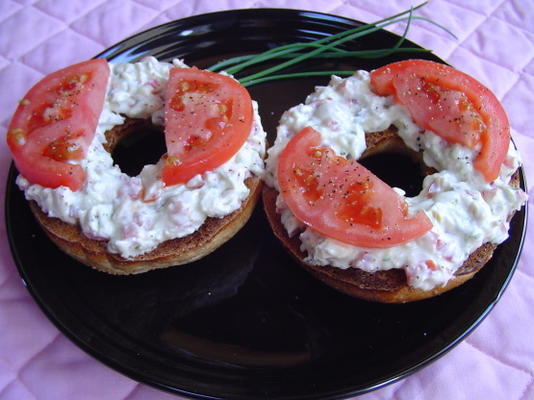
[17,57,266,259]
[265,72,526,290]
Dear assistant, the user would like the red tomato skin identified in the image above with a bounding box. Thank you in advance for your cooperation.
[162,67,253,186]
[278,127,433,249]
[370,59,510,182]
[7,59,109,191]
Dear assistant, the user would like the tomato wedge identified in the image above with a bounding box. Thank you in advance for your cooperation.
[278,127,433,248]
[162,67,253,186]
[370,59,510,182]
[6,59,109,191]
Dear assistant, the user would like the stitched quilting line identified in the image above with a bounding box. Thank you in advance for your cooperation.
[0,266,11,291]
[12,333,63,398]
[516,266,534,282]
[0,269,27,303]
[448,0,534,38]
[1,322,61,371]
[132,0,183,12]
[446,0,508,57]
[142,0,205,39]
[446,0,499,16]
[389,373,411,400]
[0,353,37,400]
[0,294,61,396]
[491,0,534,35]
[67,1,160,48]
[499,68,533,109]
[465,340,534,400]
[7,59,53,78]
[445,0,534,107]
[451,34,534,79]
[339,2,466,49]
[492,13,534,37]
[122,382,143,400]
[0,356,17,389]
[31,0,109,49]
[0,1,22,24]
[32,0,108,23]
[65,24,108,48]
[0,378,38,400]
[2,5,67,60]
[520,378,534,400]
[32,0,112,52]
[455,0,534,75]
[465,339,533,378]
[456,42,533,78]
[158,0,255,23]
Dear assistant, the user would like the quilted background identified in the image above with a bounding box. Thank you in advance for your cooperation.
[0,0,533,399]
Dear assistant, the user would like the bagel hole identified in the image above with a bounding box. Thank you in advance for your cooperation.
[110,121,166,177]
[359,151,426,198]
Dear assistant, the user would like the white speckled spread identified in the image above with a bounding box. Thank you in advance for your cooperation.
[265,72,526,290]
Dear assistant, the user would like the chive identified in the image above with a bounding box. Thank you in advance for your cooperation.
[225,43,345,75]
[208,43,350,73]
[209,4,427,73]
[207,55,255,72]
[303,47,430,58]
[206,2,456,86]
[377,6,414,59]
[209,47,430,72]
[238,15,430,84]
[240,71,356,87]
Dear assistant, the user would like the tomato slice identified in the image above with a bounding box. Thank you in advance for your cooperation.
[162,67,253,186]
[7,59,109,191]
[278,127,433,248]
[370,59,510,182]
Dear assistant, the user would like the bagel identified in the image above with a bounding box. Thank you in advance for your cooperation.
[10,57,266,274]
[27,118,263,275]
[30,178,261,275]
[263,63,526,303]
[263,130,520,303]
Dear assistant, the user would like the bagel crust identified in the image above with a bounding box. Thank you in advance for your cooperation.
[263,182,517,303]
[263,126,521,303]
[15,58,267,274]
[26,117,263,274]
[31,176,262,275]
[262,69,526,303]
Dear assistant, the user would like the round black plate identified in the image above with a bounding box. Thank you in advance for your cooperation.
[5,9,528,400]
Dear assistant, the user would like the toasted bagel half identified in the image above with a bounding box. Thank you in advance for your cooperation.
[263,129,520,303]
[28,118,263,274]
[30,177,261,275]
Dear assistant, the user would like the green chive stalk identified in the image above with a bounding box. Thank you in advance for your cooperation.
[207,2,455,87]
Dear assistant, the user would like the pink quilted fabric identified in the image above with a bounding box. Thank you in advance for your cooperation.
[1,0,533,399]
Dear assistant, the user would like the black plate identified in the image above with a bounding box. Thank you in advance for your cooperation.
[5,9,528,400]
